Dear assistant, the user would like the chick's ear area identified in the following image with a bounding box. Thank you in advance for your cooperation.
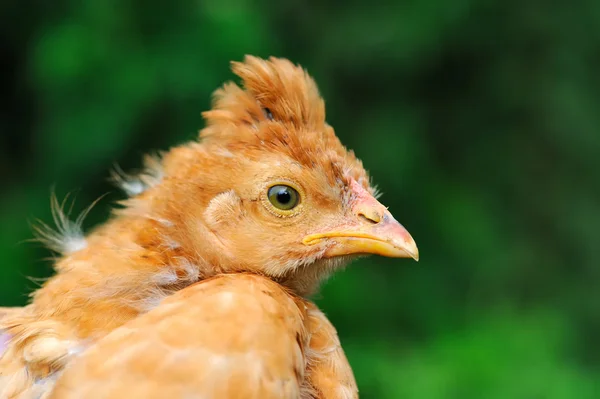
[203,190,244,228]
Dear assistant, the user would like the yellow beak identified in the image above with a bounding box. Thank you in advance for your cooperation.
[302,181,419,261]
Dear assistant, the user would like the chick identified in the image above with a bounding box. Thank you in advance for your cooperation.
[0,56,417,398]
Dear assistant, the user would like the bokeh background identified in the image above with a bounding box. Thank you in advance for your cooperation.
[1,1,599,397]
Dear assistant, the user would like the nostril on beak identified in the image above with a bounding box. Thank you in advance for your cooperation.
[357,208,382,224]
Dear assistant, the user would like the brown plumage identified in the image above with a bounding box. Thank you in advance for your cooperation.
[48,274,357,399]
[0,56,418,398]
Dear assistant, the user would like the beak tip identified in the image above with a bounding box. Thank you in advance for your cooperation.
[407,248,419,262]
[402,238,419,262]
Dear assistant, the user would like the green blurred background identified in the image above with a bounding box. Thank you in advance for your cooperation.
[1,1,599,397]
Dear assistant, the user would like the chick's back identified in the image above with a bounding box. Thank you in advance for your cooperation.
[49,274,309,399]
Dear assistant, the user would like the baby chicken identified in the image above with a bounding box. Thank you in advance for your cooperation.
[0,56,418,398]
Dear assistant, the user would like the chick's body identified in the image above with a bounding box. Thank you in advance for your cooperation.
[0,56,418,398]
[48,274,355,399]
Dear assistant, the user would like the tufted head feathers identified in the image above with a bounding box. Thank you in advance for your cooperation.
[200,56,370,191]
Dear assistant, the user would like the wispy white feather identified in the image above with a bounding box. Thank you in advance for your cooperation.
[110,153,164,196]
[32,193,104,255]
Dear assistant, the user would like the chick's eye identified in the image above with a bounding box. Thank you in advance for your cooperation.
[267,185,300,211]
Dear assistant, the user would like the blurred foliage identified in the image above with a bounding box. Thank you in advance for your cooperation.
[1,0,599,397]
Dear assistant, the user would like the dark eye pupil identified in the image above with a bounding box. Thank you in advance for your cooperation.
[276,189,291,204]
[267,184,299,211]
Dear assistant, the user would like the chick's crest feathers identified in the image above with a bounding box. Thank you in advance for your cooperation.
[203,56,325,135]
[201,56,371,191]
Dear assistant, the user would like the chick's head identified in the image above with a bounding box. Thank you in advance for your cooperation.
[145,56,417,294]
